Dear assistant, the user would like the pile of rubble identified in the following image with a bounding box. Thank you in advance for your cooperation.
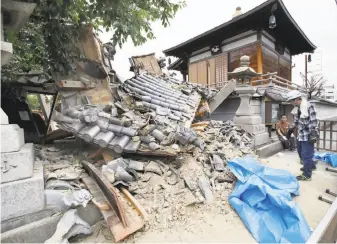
[44,73,257,242]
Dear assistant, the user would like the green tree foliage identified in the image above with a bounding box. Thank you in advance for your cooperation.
[26,94,41,110]
[2,0,185,81]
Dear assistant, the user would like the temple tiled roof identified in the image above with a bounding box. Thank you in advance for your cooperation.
[54,74,207,155]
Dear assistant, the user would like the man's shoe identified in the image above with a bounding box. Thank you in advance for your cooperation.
[296,174,311,181]
[300,166,317,171]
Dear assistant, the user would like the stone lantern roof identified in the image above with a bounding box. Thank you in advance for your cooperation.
[1,0,36,32]
[1,0,36,66]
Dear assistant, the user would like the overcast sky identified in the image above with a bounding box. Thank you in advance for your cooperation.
[100,0,337,85]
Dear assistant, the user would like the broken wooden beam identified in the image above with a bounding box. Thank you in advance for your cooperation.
[56,80,96,90]
[81,160,127,227]
[82,176,144,242]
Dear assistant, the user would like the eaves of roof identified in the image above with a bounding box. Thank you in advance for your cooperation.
[163,0,316,57]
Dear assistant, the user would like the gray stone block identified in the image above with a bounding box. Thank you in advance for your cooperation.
[239,124,266,135]
[253,132,270,147]
[256,141,283,158]
[1,161,45,221]
[1,207,59,233]
[234,115,262,125]
[1,143,34,183]
[0,204,102,243]
[1,108,9,124]
[0,124,25,153]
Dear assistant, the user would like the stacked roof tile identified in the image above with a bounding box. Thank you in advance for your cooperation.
[54,74,207,155]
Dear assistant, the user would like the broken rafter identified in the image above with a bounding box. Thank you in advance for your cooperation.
[81,160,127,227]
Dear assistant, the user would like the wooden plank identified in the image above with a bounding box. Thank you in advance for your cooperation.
[56,80,96,90]
[120,187,148,221]
[81,161,127,227]
[88,148,104,160]
[188,63,198,83]
[45,129,73,143]
[135,147,177,157]
[102,150,115,162]
[207,57,216,87]
[197,61,207,85]
[37,94,50,121]
[82,176,144,242]
[45,92,59,137]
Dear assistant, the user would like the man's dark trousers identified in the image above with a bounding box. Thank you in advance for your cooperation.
[297,141,315,178]
[279,135,295,150]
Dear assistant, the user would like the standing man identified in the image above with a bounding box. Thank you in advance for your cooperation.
[276,115,296,151]
[286,90,318,181]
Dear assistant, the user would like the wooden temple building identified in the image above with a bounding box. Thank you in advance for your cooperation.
[164,0,319,128]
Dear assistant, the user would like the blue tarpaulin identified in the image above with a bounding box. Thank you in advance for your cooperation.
[314,152,337,167]
[227,156,311,243]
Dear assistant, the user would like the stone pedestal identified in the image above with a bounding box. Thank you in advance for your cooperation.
[234,86,269,147]
[1,143,34,183]
[1,109,45,221]
[1,161,45,221]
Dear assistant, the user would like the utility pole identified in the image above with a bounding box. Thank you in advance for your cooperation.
[304,54,312,87]
[304,54,308,88]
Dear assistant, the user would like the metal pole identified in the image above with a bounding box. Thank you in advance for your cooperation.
[326,189,337,197]
[318,195,333,204]
[304,54,308,88]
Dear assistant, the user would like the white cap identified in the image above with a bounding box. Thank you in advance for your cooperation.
[286,90,302,101]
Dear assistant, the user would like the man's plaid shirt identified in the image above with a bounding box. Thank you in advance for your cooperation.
[292,102,318,141]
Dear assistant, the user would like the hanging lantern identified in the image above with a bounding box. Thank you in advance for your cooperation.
[269,13,276,29]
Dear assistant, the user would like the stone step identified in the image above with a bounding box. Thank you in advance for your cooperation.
[1,143,34,184]
[1,161,44,221]
[1,207,58,234]
[256,141,283,158]
[1,124,25,153]
[253,132,270,148]
[0,204,102,243]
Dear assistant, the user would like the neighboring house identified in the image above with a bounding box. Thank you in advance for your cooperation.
[164,0,315,130]
[321,85,337,102]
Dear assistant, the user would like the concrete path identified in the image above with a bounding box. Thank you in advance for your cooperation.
[265,151,337,231]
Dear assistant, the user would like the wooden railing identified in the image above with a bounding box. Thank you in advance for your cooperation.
[204,72,307,92]
[317,120,337,152]
[253,72,307,92]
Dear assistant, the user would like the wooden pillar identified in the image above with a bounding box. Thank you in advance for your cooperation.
[182,71,187,81]
[257,41,263,74]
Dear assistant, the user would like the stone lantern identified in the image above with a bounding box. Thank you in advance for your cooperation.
[228,55,269,147]
[228,55,260,86]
